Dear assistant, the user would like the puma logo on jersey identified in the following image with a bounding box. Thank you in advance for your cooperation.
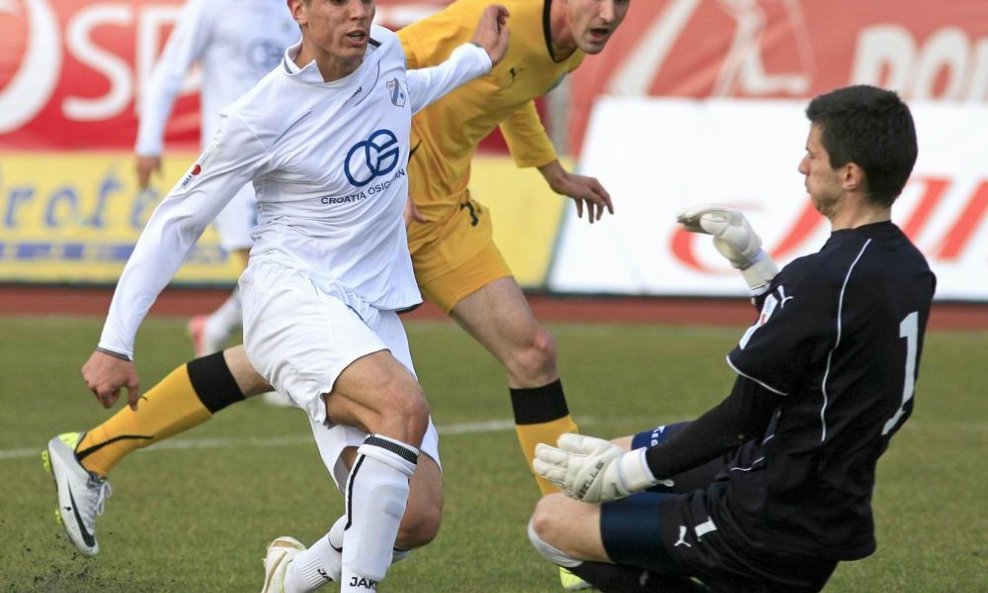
[674,526,692,548]
[777,285,795,308]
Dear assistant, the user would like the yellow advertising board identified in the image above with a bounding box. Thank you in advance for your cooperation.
[0,152,239,284]
[0,152,564,287]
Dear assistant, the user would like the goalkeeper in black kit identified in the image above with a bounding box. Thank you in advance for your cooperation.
[526,85,936,593]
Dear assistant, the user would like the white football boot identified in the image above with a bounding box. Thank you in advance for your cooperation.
[261,536,306,593]
[42,432,112,556]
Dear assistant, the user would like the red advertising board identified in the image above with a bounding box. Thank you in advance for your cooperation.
[0,0,448,150]
[3,0,988,151]
[568,0,988,150]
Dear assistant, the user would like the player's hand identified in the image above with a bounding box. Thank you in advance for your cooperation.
[81,350,142,411]
[534,434,657,503]
[540,161,613,224]
[135,155,162,190]
[470,5,510,66]
[677,204,779,292]
[676,204,763,268]
[403,196,428,227]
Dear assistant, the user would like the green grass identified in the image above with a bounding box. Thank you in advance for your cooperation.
[0,316,985,592]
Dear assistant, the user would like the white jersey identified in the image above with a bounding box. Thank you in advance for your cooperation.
[100,27,493,358]
[135,0,298,155]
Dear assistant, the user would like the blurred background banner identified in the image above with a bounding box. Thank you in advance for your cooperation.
[550,99,988,301]
[0,153,240,283]
[1,0,986,298]
[566,0,988,151]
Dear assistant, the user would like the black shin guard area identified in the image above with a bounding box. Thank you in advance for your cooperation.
[569,562,710,593]
[187,351,246,413]
[509,379,568,425]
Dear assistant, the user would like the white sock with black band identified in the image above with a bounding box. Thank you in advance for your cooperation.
[339,434,418,593]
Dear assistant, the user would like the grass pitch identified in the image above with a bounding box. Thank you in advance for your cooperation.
[0,315,985,592]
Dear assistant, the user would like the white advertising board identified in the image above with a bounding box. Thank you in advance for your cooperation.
[549,98,988,301]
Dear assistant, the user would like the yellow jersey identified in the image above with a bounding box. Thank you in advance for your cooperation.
[399,0,584,221]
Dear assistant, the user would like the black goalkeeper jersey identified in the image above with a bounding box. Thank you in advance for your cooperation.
[719,221,936,560]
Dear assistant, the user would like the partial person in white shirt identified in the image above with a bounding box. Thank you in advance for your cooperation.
[134,0,298,358]
[81,1,510,591]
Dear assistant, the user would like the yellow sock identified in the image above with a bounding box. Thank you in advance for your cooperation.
[516,415,579,495]
[510,380,579,495]
[76,364,212,476]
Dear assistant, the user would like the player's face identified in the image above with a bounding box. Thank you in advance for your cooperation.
[563,0,629,55]
[798,124,843,218]
[293,0,375,63]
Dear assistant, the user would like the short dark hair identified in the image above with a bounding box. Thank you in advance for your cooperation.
[805,85,917,207]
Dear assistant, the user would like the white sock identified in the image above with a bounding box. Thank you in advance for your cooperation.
[284,517,346,593]
[204,287,242,345]
[339,435,418,593]
[391,547,411,565]
[527,519,582,568]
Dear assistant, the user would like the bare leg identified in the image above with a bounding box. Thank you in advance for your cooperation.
[451,277,576,494]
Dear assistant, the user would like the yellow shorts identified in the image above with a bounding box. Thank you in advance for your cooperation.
[408,195,512,313]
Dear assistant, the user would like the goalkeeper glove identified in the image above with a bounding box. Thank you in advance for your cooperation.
[533,433,659,503]
[677,204,779,294]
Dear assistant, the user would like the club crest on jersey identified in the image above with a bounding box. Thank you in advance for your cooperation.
[386,78,406,108]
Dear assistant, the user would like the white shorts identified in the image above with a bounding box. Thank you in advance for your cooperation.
[213,182,256,252]
[309,416,441,490]
[239,258,440,488]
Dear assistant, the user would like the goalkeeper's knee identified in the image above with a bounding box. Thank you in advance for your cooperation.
[528,517,582,568]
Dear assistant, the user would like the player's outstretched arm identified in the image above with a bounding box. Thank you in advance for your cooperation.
[678,204,778,294]
[538,159,614,224]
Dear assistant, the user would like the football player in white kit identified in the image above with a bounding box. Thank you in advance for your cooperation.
[135,0,298,358]
[82,1,510,591]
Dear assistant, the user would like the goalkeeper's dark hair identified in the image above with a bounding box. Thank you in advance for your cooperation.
[806,85,917,208]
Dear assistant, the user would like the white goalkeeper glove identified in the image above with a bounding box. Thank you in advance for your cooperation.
[533,433,659,503]
[677,204,779,294]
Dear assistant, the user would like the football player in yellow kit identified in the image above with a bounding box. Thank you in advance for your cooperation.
[400,0,627,497]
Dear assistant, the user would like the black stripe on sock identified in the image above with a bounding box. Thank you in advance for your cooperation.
[509,379,569,425]
[344,455,367,531]
[187,351,246,414]
[364,435,419,465]
[75,434,153,462]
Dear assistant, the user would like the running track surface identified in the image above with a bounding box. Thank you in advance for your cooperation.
[1,285,985,330]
